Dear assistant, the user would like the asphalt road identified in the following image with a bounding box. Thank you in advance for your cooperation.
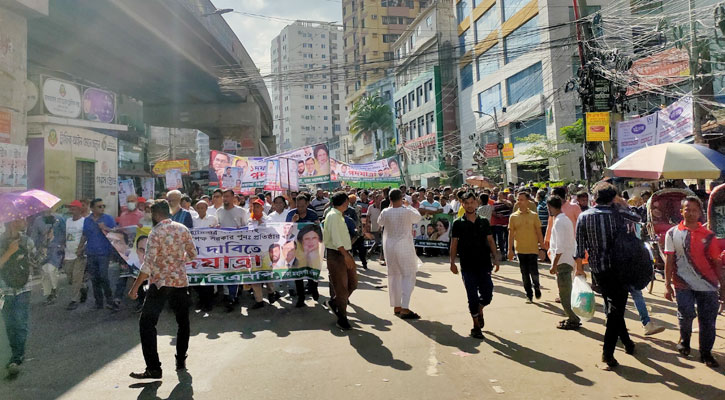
[1,256,724,400]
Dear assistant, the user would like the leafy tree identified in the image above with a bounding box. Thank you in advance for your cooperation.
[349,95,394,151]
[559,118,606,181]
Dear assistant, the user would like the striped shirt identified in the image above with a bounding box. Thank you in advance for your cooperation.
[575,205,640,274]
[537,200,549,228]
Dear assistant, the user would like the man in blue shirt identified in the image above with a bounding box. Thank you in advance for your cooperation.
[286,194,318,223]
[79,198,116,310]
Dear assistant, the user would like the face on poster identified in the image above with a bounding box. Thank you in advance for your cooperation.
[118,179,135,207]
[107,226,150,271]
[142,178,155,200]
[330,156,402,182]
[264,159,282,191]
[166,169,182,190]
[272,143,330,184]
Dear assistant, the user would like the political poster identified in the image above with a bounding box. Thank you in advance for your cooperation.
[107,226,150,278]
[413,213,452,250]
[118,179,135,207]
[187,223,323,285]
[263,159,281,191]
[269,143,330,185]
[165,169,182,190]
[616,113,657,158]
[656,96,693,144]
[141,177,155,200]
[330,156,402,183]
[209,150,266,190]
[0,143,28,193]
[278,157,299,191]
[221,166,244,192]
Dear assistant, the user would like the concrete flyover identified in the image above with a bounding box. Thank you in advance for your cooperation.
[26,0,274,155]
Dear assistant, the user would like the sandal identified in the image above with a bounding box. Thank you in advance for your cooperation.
[556,320,581,330]
[399,311,421,320]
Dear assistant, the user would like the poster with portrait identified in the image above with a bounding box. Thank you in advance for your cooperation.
[107,226,151,278]
[412,213,452,249]
[209,150,266,189]
[278,157,299,191]
[221,166,243,191]
[141,177,155,200]
[330,156,402,183]
[263,159,281,191]
[118,179,135,207]
[268,143,330,185]
[0,143,28,192]
[187,222,323,285]
[165,168,182,190]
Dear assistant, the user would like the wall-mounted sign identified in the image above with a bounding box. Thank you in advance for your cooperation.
[502,143,514,160]
[586,112,611,142]
[42,78,82,118]
[83,87,115,123]
[25,80,39,112]
[484,143,499,158]
[0,109,10,143]
[152,159,191,175]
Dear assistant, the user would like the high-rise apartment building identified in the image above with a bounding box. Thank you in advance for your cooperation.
[342,0,428,162]
[271,21,345,152]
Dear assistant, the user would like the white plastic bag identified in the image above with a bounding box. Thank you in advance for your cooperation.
[571,275,596,321]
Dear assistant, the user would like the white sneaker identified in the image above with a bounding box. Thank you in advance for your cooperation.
[644,322,665,336]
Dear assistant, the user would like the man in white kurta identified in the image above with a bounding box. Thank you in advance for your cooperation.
[377,188,422,319]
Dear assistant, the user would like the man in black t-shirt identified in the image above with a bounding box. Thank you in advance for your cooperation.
[450,191,500,339]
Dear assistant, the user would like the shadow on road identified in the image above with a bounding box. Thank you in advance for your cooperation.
[332,327,412,371]
[404,319,482,354]
[483,331,594,386]
[130,369,193,400]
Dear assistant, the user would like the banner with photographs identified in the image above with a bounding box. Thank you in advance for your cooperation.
[187,223,323,285]
[165,169,182,190]
[330,156,402,183]
[412,213,452,250]
[209,150,267,190]
[264,157,299,192]
[269,143,330,185]
[118,179,135,207]
[107,226,151,278]
[0,143,28,193]
[141,177,155,200]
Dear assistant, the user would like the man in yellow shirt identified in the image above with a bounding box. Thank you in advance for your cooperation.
[508,191,544,303]
[323,192,356,330]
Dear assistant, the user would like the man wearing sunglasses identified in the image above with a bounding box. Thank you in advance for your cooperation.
[78,198,117,310]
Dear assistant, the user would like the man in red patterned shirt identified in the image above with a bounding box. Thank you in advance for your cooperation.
[128,200,197,379]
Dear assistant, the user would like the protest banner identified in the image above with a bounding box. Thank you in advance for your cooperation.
[187,223,323,285]
[656,95,693,144]
[269,143,330,185]
[616,113,657,158]
[118,179,135,207]
[152,159,190,175]
[165,169,182,190]
[263,159,281,191]
[412,213,452,251]
[141,177,155,200]
[209,150,266,189]
[330,156,402,183]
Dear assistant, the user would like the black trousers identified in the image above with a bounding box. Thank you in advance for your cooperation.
[594,270,631,359]
[140,285,191,371]
[352,238,368,267]
[517,253,540,299]
[295,279,318,300]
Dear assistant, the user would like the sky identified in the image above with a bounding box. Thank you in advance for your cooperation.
[211,0,342,75]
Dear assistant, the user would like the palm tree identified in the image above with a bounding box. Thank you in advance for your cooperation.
[349,95,394,154]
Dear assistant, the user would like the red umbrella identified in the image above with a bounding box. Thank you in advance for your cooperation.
[0,189,61,224]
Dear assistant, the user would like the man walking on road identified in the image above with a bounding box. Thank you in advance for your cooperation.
[377,189,422,319]
[450,191,499,339]
[323,192,357,330]
[64,200,87,310]
[79,198,117,310]
[128,200,197,379]
[508,191,544,303]
[546,195,580,330]
[575,182,639,370]
[664,196,724,368]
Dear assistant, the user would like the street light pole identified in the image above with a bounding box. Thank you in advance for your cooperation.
[473,107,508,185]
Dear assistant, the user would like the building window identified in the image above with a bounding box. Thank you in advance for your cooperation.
[418,116,425,137]
[395,100,402,116]
[460,63,474,90]
[503,0,529,21]
[477,84,502,115]
[383,34,400,43]
[456,0,471,24]
[425,80,433,102]
[426,16,433,27]
[510,117,546,144]
[504,15,540,64]
[416,86,423,107]
[426,112,435,134]
[476,44,500,80]
[475,3,499,44]
[402,96,408,113]
[459,28,473,56]
[506,62,543,105]
[76,160,95,200]
[408,92,415,110]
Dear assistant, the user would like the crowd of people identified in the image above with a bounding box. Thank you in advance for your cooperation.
[1,178,723,379]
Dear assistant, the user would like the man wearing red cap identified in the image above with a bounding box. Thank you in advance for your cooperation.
[117,194,144,228]
[64,200,87,310]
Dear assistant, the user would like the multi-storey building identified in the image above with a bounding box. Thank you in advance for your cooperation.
[271,21,345,152]
[455,0,608,183]
[342,0,428,162]
[393,0,459,187]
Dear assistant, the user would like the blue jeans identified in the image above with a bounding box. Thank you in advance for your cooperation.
[492,226,508,258]
[461,266,493,316]
[675,289,719,353]
[2,291,30,365]
[628,286,650,326]
[86,255,113,306]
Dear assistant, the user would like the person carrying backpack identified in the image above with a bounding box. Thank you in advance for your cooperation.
[0,217,36,378]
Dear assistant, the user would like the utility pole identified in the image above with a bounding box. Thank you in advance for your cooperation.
[473,107,508,185]
[689,0,705,145]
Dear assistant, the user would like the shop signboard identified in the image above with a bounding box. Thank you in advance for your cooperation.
[83,87,116,123]
[502,143,514,160]
[152,159,191,176]
[586,112,611,142]
[42,78,82,118]
[0,109,10,143]
[484,143,499,158]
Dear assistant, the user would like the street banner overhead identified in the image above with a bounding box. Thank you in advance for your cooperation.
[152,159,190,175]
[616,113,657,158]
[269,143,330,185]
[330,156,402,183]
